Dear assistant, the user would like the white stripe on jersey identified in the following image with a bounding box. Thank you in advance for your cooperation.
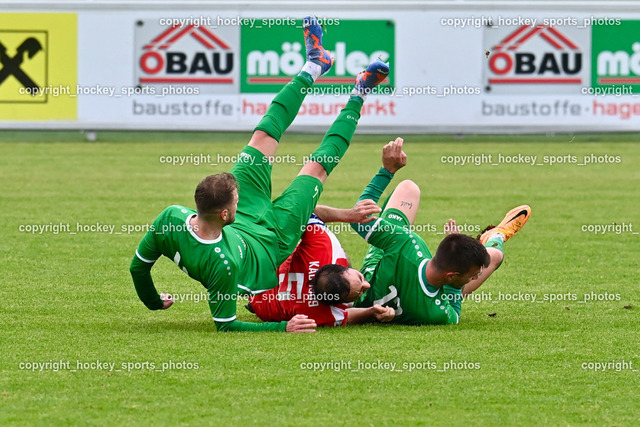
[364,217,382,242]
[185,214,222,244]
[212,315,237,322]
[418,258,438,297]
[321,224,348,264]
[238,285,272,295]
[135,250,157,264]
[305,218,347,265]
[330,305,346,327]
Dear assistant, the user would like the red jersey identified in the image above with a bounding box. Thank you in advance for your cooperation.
[249,217,349,327]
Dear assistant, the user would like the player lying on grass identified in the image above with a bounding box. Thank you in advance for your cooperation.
[247,139,529,327]
[129,17,389,332]
[245,214,396,327]
[245,140,407,327]
[312,138,531,325]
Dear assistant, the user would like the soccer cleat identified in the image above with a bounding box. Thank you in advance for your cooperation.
[353,59,390,95]
[479,205,531,244]
[303,16,333,75]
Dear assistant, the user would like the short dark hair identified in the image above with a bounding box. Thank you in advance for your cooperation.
[194,173,238,217]
[309,264,350,305]
[432,233,490,274]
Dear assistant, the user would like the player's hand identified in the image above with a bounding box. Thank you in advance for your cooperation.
[349,199,381,224]
[444,219,460,235]
[372,304,395,322]
[160,293,174,310]
[286,314,317,333]
[382,137,407,174]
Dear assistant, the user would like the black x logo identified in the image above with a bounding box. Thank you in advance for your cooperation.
[0,37,43,95]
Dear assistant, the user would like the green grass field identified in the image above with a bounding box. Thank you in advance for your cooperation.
[1,131,638,425]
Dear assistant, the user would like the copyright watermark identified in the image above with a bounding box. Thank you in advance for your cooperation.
[440,153,622,166]
[17,222,197,235]
[18,359,199,372]
[464,291,623,304]
[299,359,480,373]
[581,223,636,235]
[581,360,636,372]
[440,15,621,29]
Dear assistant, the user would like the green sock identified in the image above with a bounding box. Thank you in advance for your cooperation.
[484,234,504,253]
[309,99,363,175]
[254,72,312,142]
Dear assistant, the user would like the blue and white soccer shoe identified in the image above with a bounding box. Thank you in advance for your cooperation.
[303,16,333,75]
[354,59,390,95]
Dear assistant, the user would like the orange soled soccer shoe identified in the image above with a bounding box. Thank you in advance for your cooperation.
[479,205,531,245]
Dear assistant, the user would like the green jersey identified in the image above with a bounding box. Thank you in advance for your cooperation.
[130,205,287,332]
[351,169,462,325]
[354,213,462,325]
[130,145,324,332]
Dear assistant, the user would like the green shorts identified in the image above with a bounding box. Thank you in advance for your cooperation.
[360,208,411,281]
[231,145,324,265]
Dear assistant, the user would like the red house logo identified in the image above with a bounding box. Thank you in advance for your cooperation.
[485,24,587,92]
[137,23,236,85]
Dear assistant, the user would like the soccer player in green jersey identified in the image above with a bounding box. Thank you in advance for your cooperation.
[312,138,531,325]
[129,17,390,332]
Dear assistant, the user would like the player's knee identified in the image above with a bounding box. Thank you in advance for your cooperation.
[249,130,271,144]
[298,162,328,182]
[396,180,420,198]
[248,130,278,157]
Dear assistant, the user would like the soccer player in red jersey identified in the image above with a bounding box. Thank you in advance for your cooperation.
[247,214,395,327]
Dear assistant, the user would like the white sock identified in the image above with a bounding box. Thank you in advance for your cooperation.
[301,61,322,82]
[488,232,505,243]
[350,86,368,102]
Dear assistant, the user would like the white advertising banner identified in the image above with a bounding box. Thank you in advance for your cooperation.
[0,2,639,133]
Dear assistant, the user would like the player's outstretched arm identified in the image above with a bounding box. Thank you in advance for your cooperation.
[314,199,381,223]
[382,137,407,175]
[286,315,317,332]
[129,255,166,310]
[356,138,407,205]
[350,138,408,244]
[209,277,316,332]
[130,217,174,310]
[346,305,395,325]
[214,316,316,333]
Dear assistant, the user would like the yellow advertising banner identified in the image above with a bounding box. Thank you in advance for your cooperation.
[0,13,77,120]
